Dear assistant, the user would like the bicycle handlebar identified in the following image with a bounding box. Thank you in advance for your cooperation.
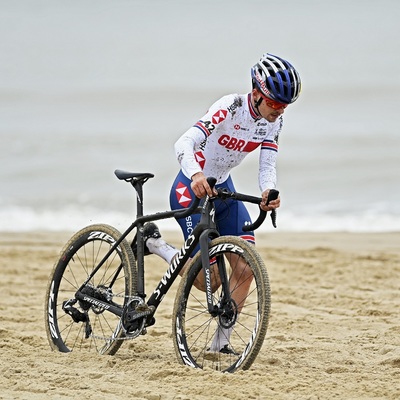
[174,177,279,230]
[173,196,201,219]
[217,187,279,231]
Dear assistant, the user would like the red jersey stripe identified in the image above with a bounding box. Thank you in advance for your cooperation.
[243,141,262,152]
[193,121,211,137]
[261,141,278,151]
[247,93,260,120]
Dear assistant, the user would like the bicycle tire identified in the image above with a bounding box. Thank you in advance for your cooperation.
[172,235,271,372]
[44,224,136,355]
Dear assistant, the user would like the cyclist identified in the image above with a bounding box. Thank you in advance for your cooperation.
[144,53,301,353]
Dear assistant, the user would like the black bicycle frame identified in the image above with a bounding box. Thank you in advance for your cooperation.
[74,181,220,319]
[74,174,271,321]
[146,195,222,315]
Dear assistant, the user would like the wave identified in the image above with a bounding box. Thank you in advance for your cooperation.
[1,205,399,233]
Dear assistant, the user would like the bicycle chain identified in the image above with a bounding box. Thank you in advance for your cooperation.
[90,332,139,342]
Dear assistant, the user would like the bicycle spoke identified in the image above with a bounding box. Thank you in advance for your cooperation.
[45,224,136,355]
[172,236,270,372]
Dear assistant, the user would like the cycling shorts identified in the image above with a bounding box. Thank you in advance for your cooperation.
[169,171,255,256]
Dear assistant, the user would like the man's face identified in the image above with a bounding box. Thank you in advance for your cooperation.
[254,90,288,122]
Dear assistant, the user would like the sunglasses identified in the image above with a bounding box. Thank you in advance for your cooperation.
[261,94,288,110]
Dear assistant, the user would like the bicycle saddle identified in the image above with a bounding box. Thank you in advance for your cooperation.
[114,169,154,182]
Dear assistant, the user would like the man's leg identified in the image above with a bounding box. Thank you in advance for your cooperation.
[210,183,255,352]
[209,252,253,353]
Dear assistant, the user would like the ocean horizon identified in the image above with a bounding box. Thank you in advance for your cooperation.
[1,0,399,233]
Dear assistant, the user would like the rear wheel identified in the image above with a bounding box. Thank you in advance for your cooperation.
[172,236,271,372]
[44,224,136,355]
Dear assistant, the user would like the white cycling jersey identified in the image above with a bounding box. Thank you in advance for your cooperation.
[174,93,283,191]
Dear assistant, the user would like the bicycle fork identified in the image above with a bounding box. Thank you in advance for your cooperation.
[199,231,234,319]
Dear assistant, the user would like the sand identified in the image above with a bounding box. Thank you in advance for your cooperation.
[0,230,399,399]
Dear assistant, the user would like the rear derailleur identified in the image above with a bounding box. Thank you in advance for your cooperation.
[62,284,115,338]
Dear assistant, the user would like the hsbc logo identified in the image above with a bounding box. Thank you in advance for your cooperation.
[194,151,205,169]
[175,182,192,207]
[211,109,228,124]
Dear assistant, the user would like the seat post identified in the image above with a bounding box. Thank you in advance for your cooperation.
[131,179,145,296]
[132,180,145,218]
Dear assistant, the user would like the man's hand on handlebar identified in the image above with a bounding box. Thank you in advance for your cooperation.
[191,172,218,198]
[260,189,280,212]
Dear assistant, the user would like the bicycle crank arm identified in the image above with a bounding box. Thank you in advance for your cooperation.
[122,302,155,335]
[123,304,154,323]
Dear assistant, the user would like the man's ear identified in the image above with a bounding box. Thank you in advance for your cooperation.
[251,88,259,100]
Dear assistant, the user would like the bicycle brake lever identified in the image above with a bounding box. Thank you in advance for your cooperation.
[266,189,279,228]
[270,210,277,228]
[206,177,217,188]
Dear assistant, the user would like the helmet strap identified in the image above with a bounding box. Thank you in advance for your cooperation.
[254,96,263,116]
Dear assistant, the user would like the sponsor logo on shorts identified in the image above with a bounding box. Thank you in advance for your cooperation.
[175,182,192,207]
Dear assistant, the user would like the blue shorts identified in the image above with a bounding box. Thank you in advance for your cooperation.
[170,171,255,255]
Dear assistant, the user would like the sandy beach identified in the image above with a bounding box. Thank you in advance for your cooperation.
[0,230,399,399]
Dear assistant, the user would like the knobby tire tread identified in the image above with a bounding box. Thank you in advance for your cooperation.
[44,224,136,356]
[172,235,271,372]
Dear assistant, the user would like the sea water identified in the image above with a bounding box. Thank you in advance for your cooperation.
[1,0,399,232]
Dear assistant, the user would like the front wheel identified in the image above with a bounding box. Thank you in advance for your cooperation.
[44,224,137,355]
[172,236,271,372]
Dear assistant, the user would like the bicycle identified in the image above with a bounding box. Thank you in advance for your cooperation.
[44,169,278,373]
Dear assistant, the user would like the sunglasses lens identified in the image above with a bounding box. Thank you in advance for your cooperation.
[269,101,287,110]
[263,96,287,110]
